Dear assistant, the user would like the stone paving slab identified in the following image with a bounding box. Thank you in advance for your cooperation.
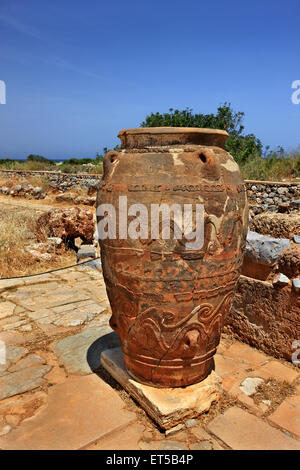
[27,300,107,327]
[5,285,90,311]
[0,279,25,294]
[207,406,300,450]
[222,342,269,367]
[0,365,51,400]
[269,395,300,437]
[101,347,222,430]
[0,375,137,450]
[85,422,145,450]
[52,327,119,375]
[0,302,18,319]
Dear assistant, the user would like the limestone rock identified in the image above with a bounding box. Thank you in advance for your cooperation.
[245,231,290,266]
[8,354,46,372]
[292,278,300,293]
[240,377,264,396]
[101,347,222,430]
[77,245,96,261]
[273,273,290,287]
[140,440,188,450]
[29,300,107,327]
[250,213,300,239]
[52,327,117,375]
[225,275,299,361]
[291,199,300,210]
[36,207,95,243]
[74,196,96,206]
[0,365,51,400]
[278,245,300,278]
[0,302,16,319]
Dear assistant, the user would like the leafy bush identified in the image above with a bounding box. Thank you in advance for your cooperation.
[141,103,300,180]
[26,154,54,164]
[141,103,263,164]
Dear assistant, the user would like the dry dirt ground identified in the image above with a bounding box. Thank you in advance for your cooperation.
[0,196,85,278]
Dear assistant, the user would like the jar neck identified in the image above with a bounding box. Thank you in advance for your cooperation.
[118,127,229,150]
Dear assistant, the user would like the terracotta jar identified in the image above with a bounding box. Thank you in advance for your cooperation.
[97,127,248,388]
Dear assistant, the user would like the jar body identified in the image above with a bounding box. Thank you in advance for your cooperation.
[97,128,248,387]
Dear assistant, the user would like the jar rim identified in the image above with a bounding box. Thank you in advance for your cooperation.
[118,127,229,138]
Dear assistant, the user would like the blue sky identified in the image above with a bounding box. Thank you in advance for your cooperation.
[0,0,299,159]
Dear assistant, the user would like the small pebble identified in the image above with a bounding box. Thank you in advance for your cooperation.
[273,273,290,287]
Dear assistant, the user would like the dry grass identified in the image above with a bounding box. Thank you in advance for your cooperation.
[26,175,51,191]
[240,155,300,181]
[0,206,76,278]
[252,378,295,415]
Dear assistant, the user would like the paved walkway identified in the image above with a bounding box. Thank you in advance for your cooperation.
[0,265,299,450]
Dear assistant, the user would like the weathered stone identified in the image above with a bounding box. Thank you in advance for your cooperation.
[269,395,300,437]
[76,244,96,261]
[0,375,137,450]
[0,416,11,436]
[185,418,198,428]
[291,199,300,210]
[140,440,188,450]
[278,187,289,195]
[207,406,299,450]
[52,327,117,375]
[292,278,300,293]
[255,361,298,384]
[225,275,299,361]
[250,213,300,239]
[0,390,47,418]
[36,207,95,243]
[6,346,28,363]
[273,273,290,287]
[0,279,24,294]
[101,347,222,430]
[240,377,264,396]
[165,424,185,436]
[8,354,46,372]
[12,285,90,311]
[0,314,27,331]
[85,422,145,450]
[30,300,107,327]
[74,195,96,206]
[27,249,51,261]
[46,237,62,252]
[0,302,16,319]
[245,231,290,266]
[5,415,21,427]
[278,202,290,213]
[81,259,102,271]
[190,441,213,450]
[294,235,300,244]
[0,365,51,400]
[278,245,300,278]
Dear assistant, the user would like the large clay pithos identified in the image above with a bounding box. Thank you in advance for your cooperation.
[97,127,248,387]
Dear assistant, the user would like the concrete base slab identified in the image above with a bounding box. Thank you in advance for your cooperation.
[101,347,222,430]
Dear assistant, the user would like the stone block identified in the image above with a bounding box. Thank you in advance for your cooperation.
[207,406,300,450]
[225,275,300,361]
[101,347,222,430]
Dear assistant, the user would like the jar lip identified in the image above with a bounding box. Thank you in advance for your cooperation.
[118,127,229,138]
